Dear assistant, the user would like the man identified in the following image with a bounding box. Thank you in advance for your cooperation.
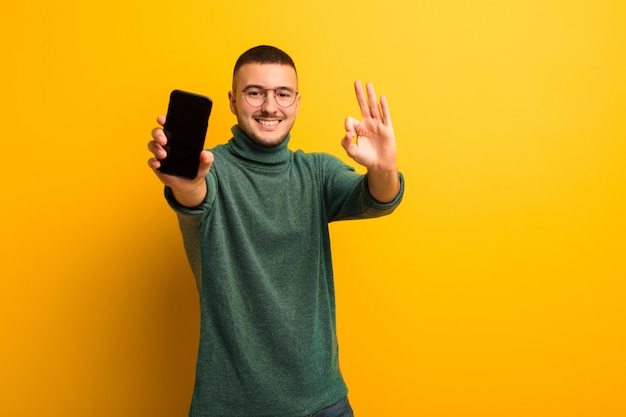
[147,45,404,417]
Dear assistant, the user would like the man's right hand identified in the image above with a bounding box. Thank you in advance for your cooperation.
[147,115,214,207]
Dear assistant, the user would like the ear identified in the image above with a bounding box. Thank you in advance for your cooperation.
[294,93,301,116]
[228,91,237,115]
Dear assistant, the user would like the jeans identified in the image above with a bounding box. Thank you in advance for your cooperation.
[306,397,354,417]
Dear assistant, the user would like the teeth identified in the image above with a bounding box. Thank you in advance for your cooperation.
[258,119,280,126]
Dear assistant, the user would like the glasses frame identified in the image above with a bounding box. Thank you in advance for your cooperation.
[237,86,299,108]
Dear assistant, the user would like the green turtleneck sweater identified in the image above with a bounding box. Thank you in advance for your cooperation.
[165,126,404,417]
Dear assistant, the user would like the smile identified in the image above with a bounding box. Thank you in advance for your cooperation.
[256,119,282,127]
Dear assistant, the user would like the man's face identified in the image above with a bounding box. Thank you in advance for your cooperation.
[229,63,300,147]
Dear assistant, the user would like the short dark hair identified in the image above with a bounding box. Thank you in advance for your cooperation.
[233,45,297,80]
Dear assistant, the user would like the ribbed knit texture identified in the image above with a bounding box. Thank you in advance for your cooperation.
[165,126,404,417]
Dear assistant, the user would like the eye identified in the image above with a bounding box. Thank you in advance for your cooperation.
[245,88,264,97]
[276,88,294,98]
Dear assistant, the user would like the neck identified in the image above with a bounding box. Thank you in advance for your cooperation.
[228,126,291,166]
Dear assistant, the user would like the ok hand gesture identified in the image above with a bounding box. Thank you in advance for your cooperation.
[342,81,400,203]
[342,81,397,172]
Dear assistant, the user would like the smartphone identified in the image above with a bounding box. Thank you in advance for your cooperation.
[158,90,213,179]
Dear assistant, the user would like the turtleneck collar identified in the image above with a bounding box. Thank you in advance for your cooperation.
[227,125,291,166]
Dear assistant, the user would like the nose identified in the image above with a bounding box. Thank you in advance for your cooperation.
[260,90,279,112]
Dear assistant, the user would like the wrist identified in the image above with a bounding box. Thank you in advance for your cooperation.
[367,162,398,176]
[366,165,400,204]
[170,179,208,208]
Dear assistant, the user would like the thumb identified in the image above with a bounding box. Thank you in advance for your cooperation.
[341,131,358,157]
[197,150,214,178]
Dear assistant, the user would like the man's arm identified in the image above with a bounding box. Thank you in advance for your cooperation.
[147,115,214,207]
[341,81,400,203]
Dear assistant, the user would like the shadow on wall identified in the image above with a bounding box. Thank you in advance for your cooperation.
[46,209,200,417]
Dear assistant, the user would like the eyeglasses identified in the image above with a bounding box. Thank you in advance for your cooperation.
[238,86,299,108]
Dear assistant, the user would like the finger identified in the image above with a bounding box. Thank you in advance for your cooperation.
[147,140,167,160]
[147,157,161,171]
[365,82,382,120]
[354,80,371,119]
[151,126,168,146]
[380,95,393,127]
[156,115,166,126]
[197,150,215,178]
[341,134,357,157]
[199,150,214,166]
[344,116,359,135]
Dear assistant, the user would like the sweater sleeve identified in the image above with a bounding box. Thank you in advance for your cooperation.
[322,154,405,221]
[163,175,217,293]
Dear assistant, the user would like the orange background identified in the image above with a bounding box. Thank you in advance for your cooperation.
[1,1,625,416]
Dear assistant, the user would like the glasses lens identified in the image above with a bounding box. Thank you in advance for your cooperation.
[243,87,265,107]
[275,88,296,107]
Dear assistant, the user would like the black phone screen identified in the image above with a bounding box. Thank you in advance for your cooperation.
[158,90,213,179]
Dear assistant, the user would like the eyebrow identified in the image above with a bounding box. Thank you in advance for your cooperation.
[243,84,296,91]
